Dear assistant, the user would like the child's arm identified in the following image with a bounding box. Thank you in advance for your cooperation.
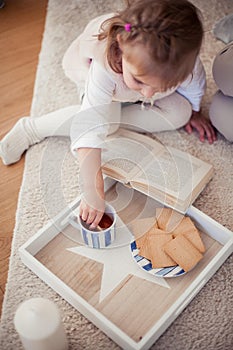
[77,147,105,229]
[69,62,120,228]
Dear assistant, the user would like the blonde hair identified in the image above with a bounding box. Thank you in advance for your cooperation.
[98,0,203,90]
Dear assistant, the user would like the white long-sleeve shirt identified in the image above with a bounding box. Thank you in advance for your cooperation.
[62,14,206,153]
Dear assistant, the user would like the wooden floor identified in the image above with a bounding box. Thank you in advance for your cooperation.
[0,0,47,316]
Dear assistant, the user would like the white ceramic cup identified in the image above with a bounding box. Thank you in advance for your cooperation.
[69,203,116,248]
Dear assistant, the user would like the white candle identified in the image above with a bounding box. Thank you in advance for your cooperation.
[14,298,69,350]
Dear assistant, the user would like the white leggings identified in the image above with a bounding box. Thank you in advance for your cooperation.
[34,92,192,139]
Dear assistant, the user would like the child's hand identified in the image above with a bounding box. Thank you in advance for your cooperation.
[77,147,105,228]
[184,111,217,144]
[79,187,105,229]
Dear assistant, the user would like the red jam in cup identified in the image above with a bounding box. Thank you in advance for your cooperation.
[98,213,113,229]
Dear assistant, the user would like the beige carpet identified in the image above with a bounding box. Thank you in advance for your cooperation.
[0,0,233,349]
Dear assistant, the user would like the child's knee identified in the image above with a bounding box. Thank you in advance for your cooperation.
[171,97,192,129]
[156,92,192,130]
[209,90,233,142]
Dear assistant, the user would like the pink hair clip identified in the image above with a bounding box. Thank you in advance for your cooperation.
[124,23,131,32]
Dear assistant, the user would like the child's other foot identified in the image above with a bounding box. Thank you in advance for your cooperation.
[0,117,42,165]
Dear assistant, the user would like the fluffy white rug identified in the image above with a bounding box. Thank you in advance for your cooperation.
[0,0,232,349]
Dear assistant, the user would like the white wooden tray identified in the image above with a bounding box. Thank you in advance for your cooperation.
[19,179,233,350]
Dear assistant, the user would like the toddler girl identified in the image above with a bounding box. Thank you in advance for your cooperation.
[0,0,216,228]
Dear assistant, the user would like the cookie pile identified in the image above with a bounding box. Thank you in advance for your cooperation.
[133,208,205,272]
